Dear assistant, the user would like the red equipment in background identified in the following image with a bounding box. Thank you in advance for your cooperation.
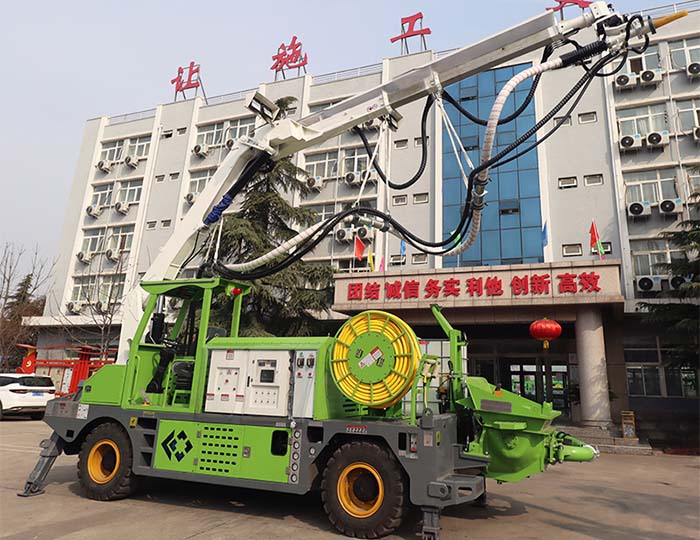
[16,344,115,395]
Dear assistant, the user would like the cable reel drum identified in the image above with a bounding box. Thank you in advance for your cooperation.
[331,311,421,408]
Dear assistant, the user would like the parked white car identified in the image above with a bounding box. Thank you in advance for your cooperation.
[0,374,55,420]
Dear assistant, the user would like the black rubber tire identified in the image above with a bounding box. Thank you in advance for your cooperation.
[30,412,44,420]
[77,422,137,501]
[321,441,407,538]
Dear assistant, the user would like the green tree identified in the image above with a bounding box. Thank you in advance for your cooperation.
[0,273,45,370]
[213,97,335,337]
[638,192,699,368]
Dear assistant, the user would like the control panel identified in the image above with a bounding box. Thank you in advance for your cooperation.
[292,350,317,418]
[245,353,291,416]
[205,349,247,414]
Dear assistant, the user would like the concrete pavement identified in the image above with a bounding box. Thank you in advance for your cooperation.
[1,418,698,540]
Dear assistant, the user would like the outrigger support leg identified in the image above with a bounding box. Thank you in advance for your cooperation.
[421,506,441,540]
[18,431,65,497]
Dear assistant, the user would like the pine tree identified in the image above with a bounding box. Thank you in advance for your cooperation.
[213,97,335,337]
[639,192,699,368]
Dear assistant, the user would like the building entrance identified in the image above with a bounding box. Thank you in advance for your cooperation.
[502,357,570,420]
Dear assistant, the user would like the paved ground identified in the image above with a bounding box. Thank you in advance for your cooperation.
[1,418,698,540]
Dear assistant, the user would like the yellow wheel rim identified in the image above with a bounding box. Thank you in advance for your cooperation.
[87,439,120,484]
[337,462,384,519]
[332,311,421,408]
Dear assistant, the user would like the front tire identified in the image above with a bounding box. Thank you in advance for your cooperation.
[321,441,407,538]
[78,422,137,500]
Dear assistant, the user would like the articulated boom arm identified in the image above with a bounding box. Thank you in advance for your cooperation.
[117,2,654,362]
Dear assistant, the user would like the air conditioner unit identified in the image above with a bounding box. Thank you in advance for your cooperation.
[105,249,120,262]
[627,201,652,217]
[93,301,109,314]
[356,225,372,242]
[639,69,663,86]
[636,276,662,293]
[65,301,85,314]
[192,144,209,157]
[184,192,197,205]
[670,275,686,290]
[365,171,378,183]
[693,126,700,143]
[96,160,112,173]
[124,155,139,168]
[334,226,355,243]
[646,130,670,148]
[687,62,700,79]
[345,171,361,186]
[659,198,683,215]
[619,133,643,151]
[85,205,103,218]
[306,176,324,192]
[76,251,92,264]
[114,201,130,215]
[614,72,637,90]
[225,139,235,150]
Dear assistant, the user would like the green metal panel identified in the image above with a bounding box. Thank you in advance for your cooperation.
[153,419,200,473]
[196,422,244,477]
[236,425,290,483]
[80,365,126,405]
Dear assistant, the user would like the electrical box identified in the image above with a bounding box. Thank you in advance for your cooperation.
[292,350,318,418]
[205,349,247,414]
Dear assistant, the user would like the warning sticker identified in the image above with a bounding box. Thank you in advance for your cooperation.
[358,347,383,369]
[76,403,90,420]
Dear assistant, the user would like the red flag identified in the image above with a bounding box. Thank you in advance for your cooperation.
[354,235,366,260]
[589,221,605,260]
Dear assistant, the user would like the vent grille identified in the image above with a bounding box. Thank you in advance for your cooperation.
[341,398,367,417]
[197,425,241,474]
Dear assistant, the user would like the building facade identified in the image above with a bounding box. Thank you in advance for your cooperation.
[30,4,699,439]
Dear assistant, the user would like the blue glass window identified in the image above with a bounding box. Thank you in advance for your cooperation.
[520,197,541,227]
[522,227,543,258]
[518,169,540,198]
[501,229,522,259]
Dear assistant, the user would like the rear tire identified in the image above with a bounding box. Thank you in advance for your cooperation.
[321,441,407,538]
[78,422,137,500]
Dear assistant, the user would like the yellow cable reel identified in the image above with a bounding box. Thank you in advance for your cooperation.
[331,311,421,408]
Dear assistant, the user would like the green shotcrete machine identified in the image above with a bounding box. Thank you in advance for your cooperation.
[20,5,683,538]
[22,278,596,539]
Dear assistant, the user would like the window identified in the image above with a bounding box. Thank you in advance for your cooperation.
[624,44,660,74]
[98,273,126,304]
[553,116,571,127]
[676,98,700,133]
[584,174,604,186]
[90,184,113,207]
[626,366,661,396]
[127,136,151,158]
[161,220,171,228]
[392,194,408,206]
[71,275,99,302]
[196,122,224,146]
[617,104,667,136]
[343,147,369,176]
[228,116,255,140]
[169,172,180,181]
[146,221,157,230]
[155,175,165,183]
[630,239,684,276]
[107,225,135,252]
[307,203,336,224]
[562,244,582,257]
[624,169,677,204]
[689,173,700,194]
[591,241,612,255]
[162,130,173,139]
[100,140,124,162]
[558,176,578,189]
[177,127,187,135]
[665,366,698,397]
[414,136,428,147]
[578,111,597,124]
[669,37,700,69]
[189,168,216,195]
[389,254,406,266]
[305,151,338,179]
[116,180,142,204]
[413,193,429,204]
[394,139,408,150]
[309,100,341,114]
[81,228,106,254]
[412,253,428,265]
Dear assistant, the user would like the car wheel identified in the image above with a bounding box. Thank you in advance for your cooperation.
[78,422,137,501]
[321,441,407,538]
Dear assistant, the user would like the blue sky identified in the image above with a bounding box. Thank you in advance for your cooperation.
[1,0,646,265]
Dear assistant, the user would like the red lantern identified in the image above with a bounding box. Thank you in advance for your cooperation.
[529,317,562,350]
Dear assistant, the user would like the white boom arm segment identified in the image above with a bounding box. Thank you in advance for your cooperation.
[117,2,642,363]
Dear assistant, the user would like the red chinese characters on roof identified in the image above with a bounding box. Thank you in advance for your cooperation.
[171,61,201,94]
[270,35,308,80]
[390,12,431,54]
[547,0,592,12]
[346,272,601,301]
